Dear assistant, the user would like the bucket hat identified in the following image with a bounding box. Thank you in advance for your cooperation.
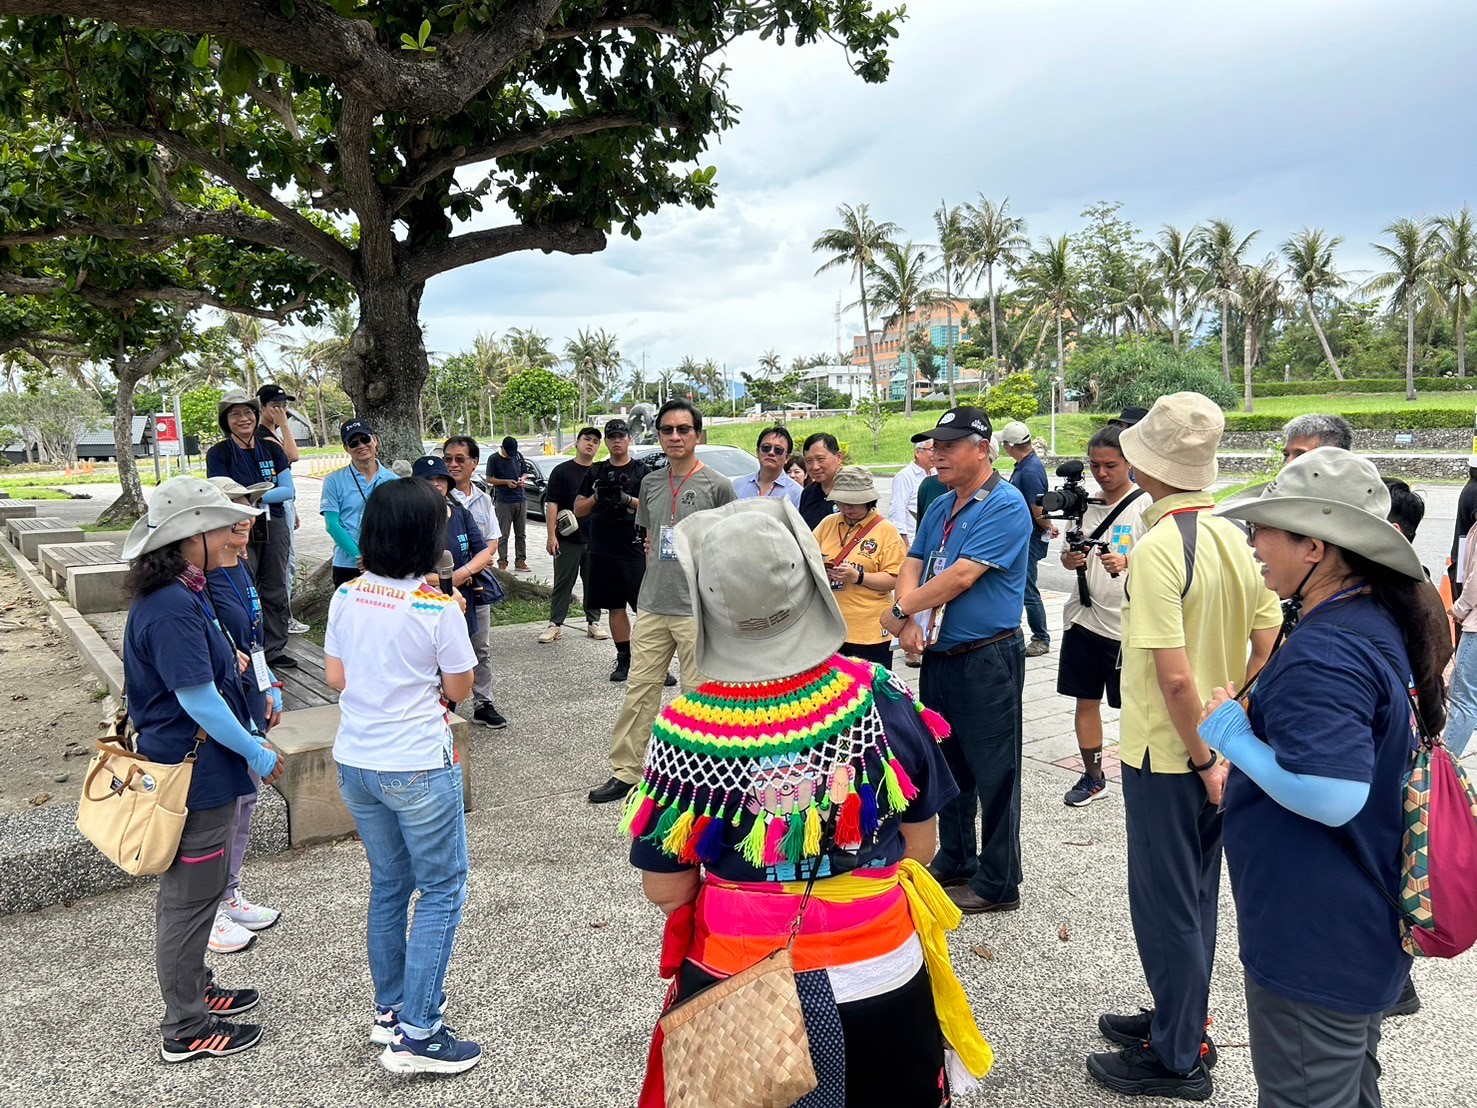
[1119,391,1223,490]
[673,498,847,683]
[827,465,880,505]
[206,476,273,504]
[1215,449,1423,580]
[121,477,262,561]
[216,391,261,436]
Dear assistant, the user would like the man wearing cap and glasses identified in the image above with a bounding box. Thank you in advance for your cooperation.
[733,426,803,506]
[880,406,1033,915]
[536,426,606,645]
[321,418,398,586]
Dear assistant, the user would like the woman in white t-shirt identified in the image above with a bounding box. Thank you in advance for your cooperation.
[324,477,481,1076]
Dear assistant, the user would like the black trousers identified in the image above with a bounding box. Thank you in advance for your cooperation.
[251,515,292,658]
[332,565,360,586]
[841,640,893,669]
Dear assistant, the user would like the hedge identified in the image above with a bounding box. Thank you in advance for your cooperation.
[1224,409,1474,432]
[1252,377,1477,397]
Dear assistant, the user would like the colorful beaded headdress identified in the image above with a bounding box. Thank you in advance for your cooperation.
[622,654,949,867]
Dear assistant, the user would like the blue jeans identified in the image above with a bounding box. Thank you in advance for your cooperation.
[337,762,468,1039]
[1446,632,1477,758]
[1023,555,1049,644]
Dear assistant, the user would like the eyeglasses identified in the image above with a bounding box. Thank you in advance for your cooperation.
[758,444,788,456]
[658,424,695,436]
[444,454,472,464]
[346,436,372,448]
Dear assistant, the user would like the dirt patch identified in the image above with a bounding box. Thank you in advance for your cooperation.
[0,563,109,814]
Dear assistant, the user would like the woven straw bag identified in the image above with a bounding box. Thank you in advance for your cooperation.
[659,946,817,1108]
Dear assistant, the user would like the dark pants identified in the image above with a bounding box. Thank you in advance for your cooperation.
[1245,973,1383,1108]
[495,501,528,565]
[841,640,894,669]
[1121,761,1223,1075]
[1023,555,1049,644]
[251,514,292,658]
[921,631,1024,902]
[550,538,599,626]
[332,565,360,586]
[157,801,237,1039]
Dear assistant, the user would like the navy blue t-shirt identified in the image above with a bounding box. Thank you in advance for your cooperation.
[123,581,256,810]
[206,436,291,519]
[445,498,488,625]
[486,451,527,504]
[631,681,958,882]
[1007,450,1049,560]
[206,562,268,731]
[1226,594,1415,1014]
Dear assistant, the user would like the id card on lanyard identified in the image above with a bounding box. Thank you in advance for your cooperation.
[218,566,271,693]
[658,461,703,560]
[921,472,1001,643]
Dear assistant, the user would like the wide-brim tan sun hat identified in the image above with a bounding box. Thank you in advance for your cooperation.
[827,464,879,505]
[1119,391,1223,490]
[206,476,274,503]
[1215,449,1423,580]
[122,476,263,561]
[216,390,261,435]
[673,498,848,683]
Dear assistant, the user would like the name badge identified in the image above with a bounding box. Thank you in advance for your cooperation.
[926,548,948,581]
[249,647,272,693]
[658,525,679,560]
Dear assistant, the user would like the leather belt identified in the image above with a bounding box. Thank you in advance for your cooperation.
[932,627,1021,656]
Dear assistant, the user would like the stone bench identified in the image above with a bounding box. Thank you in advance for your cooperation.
[0,502,37,521]
[265,704,475,847]
[67,563,132,614]
[7,517,84,560]
[36,541,123,589]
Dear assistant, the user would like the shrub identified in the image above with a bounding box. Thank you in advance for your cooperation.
[1068,340,1236,411]
[982,373,1038,422]
[1223,408,1473,432]
[1251,377,1477,397]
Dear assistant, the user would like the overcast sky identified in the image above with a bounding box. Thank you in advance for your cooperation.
[408,0,1477,380]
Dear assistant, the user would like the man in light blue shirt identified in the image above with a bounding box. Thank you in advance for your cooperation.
[320,417,398,585]
[732,425,802,507]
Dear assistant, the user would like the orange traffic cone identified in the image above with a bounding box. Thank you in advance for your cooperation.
[1441,558,1457,646]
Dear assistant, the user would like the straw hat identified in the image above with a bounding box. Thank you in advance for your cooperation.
[121,477,262,561]
[1119,391,1223,490]
[206,476,273,503]
[1215,449,1423,580]
[827,465,880,505]
[672,498,847,683]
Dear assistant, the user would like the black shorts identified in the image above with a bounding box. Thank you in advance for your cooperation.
[586,555,645,612]
[1056,623,1122,708]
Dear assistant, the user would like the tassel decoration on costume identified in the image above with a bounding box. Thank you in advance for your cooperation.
[662,808,696,857]
[678,814,710,864]
[919,705,951,740]
[762,816,786,866]
[625,792,657,839]
[645,803,681,846]
[780,810,807,862]
[874,669,904,699]
[837,791,862,848]
[882,758,911,810]
[803,802,822,856]
[695,813,728,864]
[739,812,769,866]
[859,778,880,838]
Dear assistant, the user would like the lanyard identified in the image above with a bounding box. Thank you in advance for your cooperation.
[350,462,381,503]
[192,584,241,657]
[218,564,262,645]
[667,460,704,525]
[834,513,883,564]
[1235,585,1370,706]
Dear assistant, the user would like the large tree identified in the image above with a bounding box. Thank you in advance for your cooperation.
[932,200,968,403]
[1151,223,1199,349]
[1281,228,1348,381]
[1433,208,1476,378]
[1364,217,1442,401]
[0,3,902,461]
[1236,260,1284,413]
[962,194,1028,381]
[1194,219,1258,383]
[813,201,899,409]
[1015,234,1078,381]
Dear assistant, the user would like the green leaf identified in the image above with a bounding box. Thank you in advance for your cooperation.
[192,36,210,68]
[400,33,418,49]
[280,0,297,17]
[419,19,432,46]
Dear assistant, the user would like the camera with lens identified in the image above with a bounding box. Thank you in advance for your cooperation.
[1035,460,1115,607]
[595,474,636,516]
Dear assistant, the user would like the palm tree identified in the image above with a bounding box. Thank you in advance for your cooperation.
[281,303,355,444]
[222,313,281,394]
[933,200,970,403]
[1107,257,1168,338]
[812,203,899,403]
[865,241,944,416]
[962,195,1029,380]
[1151,224,1200,348]
[1237,260,1285,413]
[469,331,512,435]
[564,327,621,423]
[1364,218,1443,401]
[1194,220,1259,383]
[1433,208,1476,378]
[1280,228,1348,381]
[505,327,559,370]
[1014,234,1079,382]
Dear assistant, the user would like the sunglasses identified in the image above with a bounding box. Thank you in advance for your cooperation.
[758,444,789,456]
[658,424,695,436]
[444,454,472,464]
[346,436,372,448]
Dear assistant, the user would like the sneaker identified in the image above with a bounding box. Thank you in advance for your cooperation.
[160,1018,263,1063]
[221,892,280,932]
[1065,772,1108,807]
[473,703,507,729]
[371,1007,398,1046]
[203,985,260,1018]
[287,618,310,635]
[380,1025,482,1075]
[538,622,563,644]
[1086,1043,1212,1101]
[588,777,632,804]
[1383,975,1421,1018]
[1025,638,1050,658]
[208,907,256,954]
[664,672,678,688]
[586,621,609,640]
[610,657,630,683]
[267,654,298,670]
[1099,1009,1218,1068]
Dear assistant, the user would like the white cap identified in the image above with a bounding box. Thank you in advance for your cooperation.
[998,421,1032,446]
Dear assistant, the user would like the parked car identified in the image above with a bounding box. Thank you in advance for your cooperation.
[523,443,759,521]
[521,453,566,522]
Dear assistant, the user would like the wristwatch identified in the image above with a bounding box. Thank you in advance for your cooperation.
[890,602,906,621]
[1187,750,1220,773]
[851,562,865,584]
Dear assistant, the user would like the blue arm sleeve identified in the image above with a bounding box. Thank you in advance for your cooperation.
[175,683,278,777]
[323,511,360,559]
[1199,700,1371,826]
[268,669,283,714]
[260,469,295,504]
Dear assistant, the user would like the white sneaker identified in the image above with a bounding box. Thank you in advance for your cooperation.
[586,622,609,640]
[208,906,256,954]
[537,623,562,644]
[287,618,310,635]
[221,892,281,932]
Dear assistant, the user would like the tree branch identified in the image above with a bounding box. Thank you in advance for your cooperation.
[403,221,606,283]
[545,15,685,41]
[0,272,309,320]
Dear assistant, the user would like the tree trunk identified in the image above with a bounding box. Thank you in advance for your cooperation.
[1406,300,1417,402]
[902,309,914,418]
[1056,313,1065,389]
[944,280,957,407]
[340,280,431,465]
[987,265,1000,385]
[96,357,149,526]
[1171,294,1181,349]
[1220,299,1233,382]
[857,273,883,448]
[315,379,329,445]
[1458,295,1468,378]
[1305,295,1344,380]
[1243,317,1255,414]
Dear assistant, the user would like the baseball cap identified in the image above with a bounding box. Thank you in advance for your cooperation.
[1115,406,1149,427]
[997,421,1032,446]
[340,418,374,445]
[604,419,631,438]
[411,455,453,483]
[912,406,992,443]
[576,426,602,439]
[257,383,296,405]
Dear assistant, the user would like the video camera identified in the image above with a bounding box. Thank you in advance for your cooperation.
[1034,460,1114,607]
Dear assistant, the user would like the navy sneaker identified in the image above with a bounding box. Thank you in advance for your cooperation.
[1065,772,1108,807]
[371,1007,398,1046]
[1086,1043,1212,1101]
[380,1025,482,1075]
[160,1018,263,1063]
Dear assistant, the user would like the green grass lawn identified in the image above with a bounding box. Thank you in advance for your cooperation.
[1248,392,1477,416]
[5,486,70,499]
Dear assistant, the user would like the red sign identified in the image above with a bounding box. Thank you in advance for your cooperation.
[155,415,179,443]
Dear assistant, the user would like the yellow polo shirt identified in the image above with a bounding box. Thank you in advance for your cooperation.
[1119,491,1281,772]
[813,512,908,645]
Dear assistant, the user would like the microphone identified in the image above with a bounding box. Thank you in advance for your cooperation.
[435,550,455,597]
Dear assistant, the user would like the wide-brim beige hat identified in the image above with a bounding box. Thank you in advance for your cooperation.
[1216,449,1422,580]
[673,498,847,683]
[827,464,879,505]
[206,476,274,503]
[1120,391,1223,490]
[122,476,262,561]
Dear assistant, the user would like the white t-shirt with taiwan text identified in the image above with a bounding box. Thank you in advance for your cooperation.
[1063,490,1151,642]
[326,572,478,771]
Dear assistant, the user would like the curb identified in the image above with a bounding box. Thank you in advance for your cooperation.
[0,536,122,698]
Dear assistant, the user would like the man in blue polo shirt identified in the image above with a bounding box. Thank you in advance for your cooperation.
[881,406,1032,914]
[320,418,398,585]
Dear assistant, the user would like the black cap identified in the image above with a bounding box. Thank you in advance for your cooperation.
[604,419,631,438]
[1115,406,1149,427]
[576,426,602,439]
[913,406,992,443]
[340,418,374,444]
[412,455,452,483]
[257,383,295,405]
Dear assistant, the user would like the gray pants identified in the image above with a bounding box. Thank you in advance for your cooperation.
[550,538,598,627]
[495,501,528,565]
[1246,974,1383,1108]
[157,801,237,1038]
[222,777,260,900]
[472,604,494,706]
[251,512,293,658]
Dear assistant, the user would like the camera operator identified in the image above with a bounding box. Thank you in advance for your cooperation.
[1000,421,1056,657]
[1054,425,1149,807]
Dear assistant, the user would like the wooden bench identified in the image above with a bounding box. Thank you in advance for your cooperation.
[274,635,340,712]
[36,541,123,589]
[0,502,37,521]
[7,516,84,560]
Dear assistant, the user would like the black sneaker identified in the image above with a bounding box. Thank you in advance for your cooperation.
[1086,1043,1212,1101]
[203,985,259,1018]
[610,658,630,683]
[268,654,299,670]
[473,703,507,729]
[1383,976,1421,1018]
[664,672,678,688]
[160,1018,263,1063]
[588,777,632,804]
[1100,1009,1218,1068]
